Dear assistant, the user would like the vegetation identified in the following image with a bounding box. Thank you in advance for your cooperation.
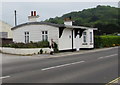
[53,42,59,53]
[2,41,49,48]
[94,35,120,48]
[45,5,120,35]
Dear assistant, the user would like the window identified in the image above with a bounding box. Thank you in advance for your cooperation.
[90,32,92,42]
[42,31,48,41]
[0,32,8,38]
[83,32,87,43]
[25,32,29,43]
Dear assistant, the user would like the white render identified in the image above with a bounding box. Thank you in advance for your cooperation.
[28,16,39,22]
[0,47,50,55]
[64,21,72,26]
[12,22,96,51]
[58,28,94,50]
[0,21,13,38]
[13,24,59,44]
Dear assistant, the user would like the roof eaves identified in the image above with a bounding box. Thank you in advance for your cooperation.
[11,22,65,30]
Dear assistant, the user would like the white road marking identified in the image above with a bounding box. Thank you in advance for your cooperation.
[41,61,85,71]
[98,54,118,59]
[0,76,10,79]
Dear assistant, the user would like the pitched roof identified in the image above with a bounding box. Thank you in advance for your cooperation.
[11,22,97,30]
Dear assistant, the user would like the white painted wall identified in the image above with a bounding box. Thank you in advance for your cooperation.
[0,47,50,55]
[28,16,39,22]
[80,29,94,48]
[0,21,13,38]
[12,24,94,51]
[75,33,81,51]
[58,28,72,50]
[58,28,94,50]
[64,21,72,26]
[12,24,59,44]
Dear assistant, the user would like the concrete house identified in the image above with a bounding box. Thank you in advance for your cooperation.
[0,21,13,38]
[11,11,97,51]
[0,21,13,45]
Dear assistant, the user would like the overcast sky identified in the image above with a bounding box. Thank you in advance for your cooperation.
[1,2,119,26]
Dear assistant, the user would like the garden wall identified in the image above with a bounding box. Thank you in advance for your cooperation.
[0,47,50,55]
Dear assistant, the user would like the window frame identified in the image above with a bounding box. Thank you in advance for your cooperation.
[83,32,87,43]
[90,32,92,43]
[25,31,29,43]
[42,31,48,41]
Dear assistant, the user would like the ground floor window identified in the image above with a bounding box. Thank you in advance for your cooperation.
[42,31,48,41]
[0,32,8,38]
[25,31,29,43]
[83,32,87,43]
[90,32,92,42]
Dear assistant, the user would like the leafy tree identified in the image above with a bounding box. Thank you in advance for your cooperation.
[45,5,120,35]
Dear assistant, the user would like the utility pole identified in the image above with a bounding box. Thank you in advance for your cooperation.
[14,10,17,26]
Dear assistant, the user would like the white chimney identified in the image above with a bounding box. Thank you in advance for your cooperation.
[64,17,73,26]
[28,11,39,22]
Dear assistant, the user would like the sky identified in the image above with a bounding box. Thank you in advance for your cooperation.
[0,1,119,26]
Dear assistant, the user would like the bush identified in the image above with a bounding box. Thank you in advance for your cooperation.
[2,41,49,48]
[53,42,59,53]
[94,35,120,48]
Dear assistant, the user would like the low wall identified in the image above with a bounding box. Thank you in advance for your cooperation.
[0,47,50,55]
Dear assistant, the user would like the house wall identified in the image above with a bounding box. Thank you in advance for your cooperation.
[0,21,13,38]
[58,28,72,50]
[12,24,59,44]
[58,28,94,51]
[80,29,94,48]
[12,24,94,51]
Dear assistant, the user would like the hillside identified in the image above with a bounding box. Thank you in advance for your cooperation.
[45,5,120,35]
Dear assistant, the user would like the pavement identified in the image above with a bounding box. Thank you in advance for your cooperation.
[34,47,119,58]
[1,46,119,84]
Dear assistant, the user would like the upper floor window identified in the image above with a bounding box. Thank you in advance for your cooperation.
[42,31,48,41]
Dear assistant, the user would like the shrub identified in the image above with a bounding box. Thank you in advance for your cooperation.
[94,35,120,48]
[2,41,49,48]
[53,42,59,53]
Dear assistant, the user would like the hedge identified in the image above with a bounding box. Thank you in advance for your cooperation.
[2,41,50,48]
[94,35,120,48]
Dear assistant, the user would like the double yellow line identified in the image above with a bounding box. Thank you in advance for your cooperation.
[105,77,120,85]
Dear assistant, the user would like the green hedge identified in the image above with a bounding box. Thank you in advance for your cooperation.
[94,35,120,48]
[2,41,49,48]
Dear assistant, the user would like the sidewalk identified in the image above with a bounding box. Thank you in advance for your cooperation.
[33,47,118,58]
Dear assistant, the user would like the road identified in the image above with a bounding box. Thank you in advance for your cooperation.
[1,47,119,84]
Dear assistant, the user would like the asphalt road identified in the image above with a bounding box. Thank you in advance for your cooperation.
[1,47,119,84]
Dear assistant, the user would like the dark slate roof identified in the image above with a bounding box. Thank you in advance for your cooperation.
[11,22,98,30]
[11,22,65,30]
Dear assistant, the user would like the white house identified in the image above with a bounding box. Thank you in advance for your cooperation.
[11,11,97,51]
[0,21,13,38]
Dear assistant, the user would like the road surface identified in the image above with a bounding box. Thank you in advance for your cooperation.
[1,47,119,84]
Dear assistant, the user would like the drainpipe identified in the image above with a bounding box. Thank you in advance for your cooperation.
[14,10,17,26]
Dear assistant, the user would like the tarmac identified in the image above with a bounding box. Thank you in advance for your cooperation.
[33,47,119,59]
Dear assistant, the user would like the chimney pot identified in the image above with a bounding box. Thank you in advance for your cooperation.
[31,11,33,16]
[34,11,36,16]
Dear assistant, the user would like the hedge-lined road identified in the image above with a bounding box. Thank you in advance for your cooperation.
[1,47,118,83]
